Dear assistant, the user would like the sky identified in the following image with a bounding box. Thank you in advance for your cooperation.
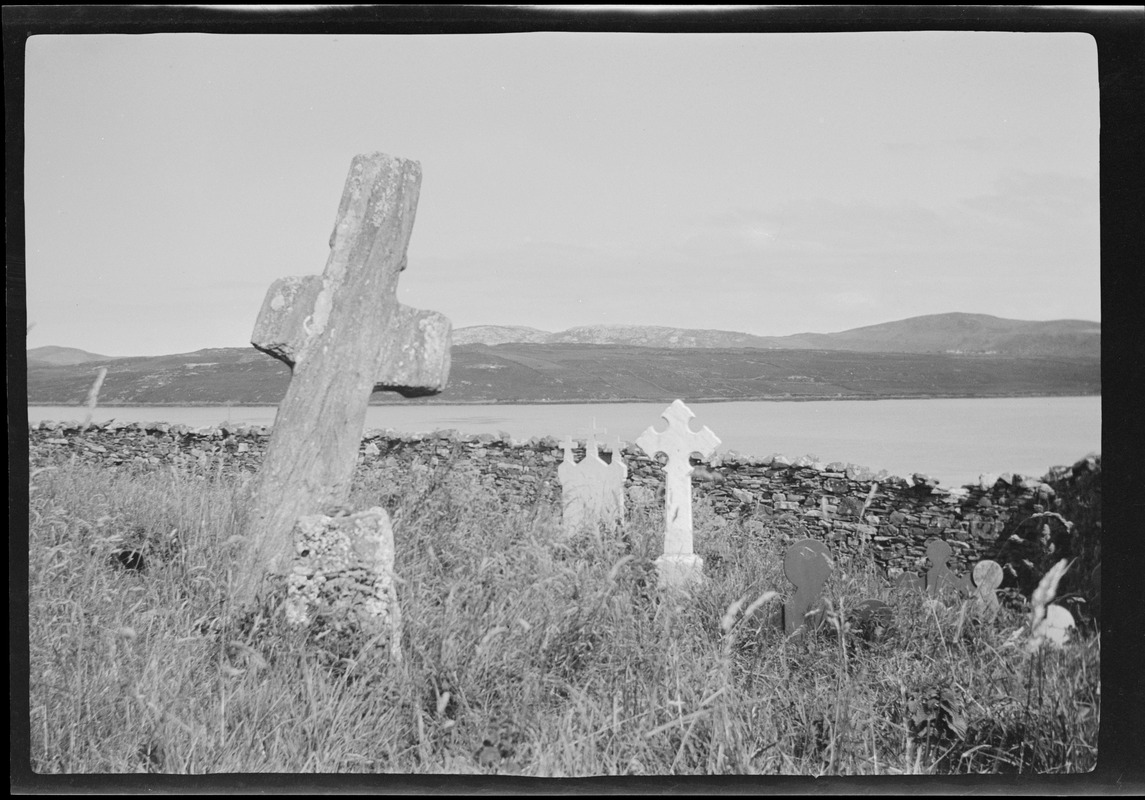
[23,31,1099,357]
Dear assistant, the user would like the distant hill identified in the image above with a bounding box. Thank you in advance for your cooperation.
[453,313,1100,359]
[26,313,1100,406]
[550,325,770,349]
[452,325,552,346]
[773,313,1102,358]
[27,346,119,366]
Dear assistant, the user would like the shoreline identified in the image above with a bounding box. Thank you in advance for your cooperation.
[26,391,1102,409]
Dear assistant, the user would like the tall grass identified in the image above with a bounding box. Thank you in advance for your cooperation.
[28,454,1099,776]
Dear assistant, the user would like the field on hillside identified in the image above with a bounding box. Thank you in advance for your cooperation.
[27,453,1099,777]
[26,344,1102,406]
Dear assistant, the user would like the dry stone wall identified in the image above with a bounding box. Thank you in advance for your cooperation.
[29,419,1100,581]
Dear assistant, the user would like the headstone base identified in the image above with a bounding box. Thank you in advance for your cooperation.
[655,553,704,591]
[286,506,402,662]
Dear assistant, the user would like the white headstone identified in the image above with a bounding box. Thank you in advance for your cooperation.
[636,399,721,590]
[1034,603,1076,648]
[970,559,1003,621]
[557,423,627,536]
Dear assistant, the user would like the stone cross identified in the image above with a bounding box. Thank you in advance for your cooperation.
[236,153,452,608]
[636,399,721,589]
[556,422,627,536]
[925,539,971,599]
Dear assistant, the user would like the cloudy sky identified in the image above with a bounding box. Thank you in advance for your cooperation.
[24,31,1099,357]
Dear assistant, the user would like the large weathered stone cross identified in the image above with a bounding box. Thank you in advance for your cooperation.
[236,152,451,607]
[636,399,720,589]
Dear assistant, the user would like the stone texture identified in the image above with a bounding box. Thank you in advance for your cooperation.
[286,506,402,662]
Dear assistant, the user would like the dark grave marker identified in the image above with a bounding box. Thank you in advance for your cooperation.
[782,538,833,635]
[894,571,925,592]
[925,539,969,598]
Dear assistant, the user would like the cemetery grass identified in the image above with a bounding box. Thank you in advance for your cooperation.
[28,458,1099,777]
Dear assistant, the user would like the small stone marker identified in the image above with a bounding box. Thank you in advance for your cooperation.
[236,153,452,609]
[924,539,969,598]
[1037,604,1076,647]
[848,598,893,641]
[836,495,865,520]
[970,560,1003,621]
[636,400,721,590]
[556,422,627,536]
[286,507,402,662]
[782,538,833,635]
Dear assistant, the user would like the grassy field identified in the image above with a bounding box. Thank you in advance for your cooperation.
[27,453,1099,777]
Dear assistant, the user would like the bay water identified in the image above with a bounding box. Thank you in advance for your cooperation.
[28,396,1100,489]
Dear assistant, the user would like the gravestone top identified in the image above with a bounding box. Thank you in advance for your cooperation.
[783,538,833,635]
[925,538,969,598]
[636,399,721,552]
[970,559,1004,621]
[557,423,627,535]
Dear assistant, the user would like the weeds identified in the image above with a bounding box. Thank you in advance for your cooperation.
[28,457,1099,775]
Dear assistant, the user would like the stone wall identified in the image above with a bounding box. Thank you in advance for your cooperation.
[28,419,1100,584]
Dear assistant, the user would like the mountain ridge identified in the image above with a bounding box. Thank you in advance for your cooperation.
[26,345,117,366]
[28,341,1100,407]
[452,313,1099,358]
[29,312,1101,366]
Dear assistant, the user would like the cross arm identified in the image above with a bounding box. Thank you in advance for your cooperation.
[251,274,451,397]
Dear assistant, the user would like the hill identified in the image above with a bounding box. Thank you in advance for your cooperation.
[453,313,1100,359]
[27,346,119,366]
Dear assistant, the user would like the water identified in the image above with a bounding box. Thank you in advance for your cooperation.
[28,396,1100,488]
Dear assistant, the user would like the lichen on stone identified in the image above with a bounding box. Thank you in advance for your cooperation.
[284,506,402,661]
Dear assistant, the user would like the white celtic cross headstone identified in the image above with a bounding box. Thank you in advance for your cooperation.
[557,421,627,536]
[636,399,721,590]
[236,152,452,610]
